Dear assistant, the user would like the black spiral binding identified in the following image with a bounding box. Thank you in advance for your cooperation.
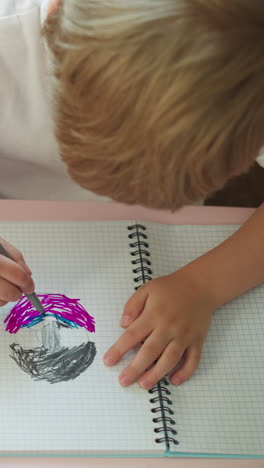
[149,377,178,448]
[127,225,179,450]
[128,224,152,290]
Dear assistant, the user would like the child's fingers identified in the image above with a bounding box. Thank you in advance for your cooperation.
[118,331,168,387]
[0,256,35,294]
[103,317,151,367]
[120,287,148,328]
[170,345,201,386]
[138,340,184,390]
[0,278,23,303]
[0,238,32,275]
[18,261,32,276]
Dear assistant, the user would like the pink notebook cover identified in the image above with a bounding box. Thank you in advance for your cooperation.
[0,200,255,224]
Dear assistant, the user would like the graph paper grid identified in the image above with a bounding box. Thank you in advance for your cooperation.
[146,223,264,456]
[0,221,161,456]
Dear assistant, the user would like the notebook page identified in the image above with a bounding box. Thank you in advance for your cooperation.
[0,221,161,456]
[146,223,264,456]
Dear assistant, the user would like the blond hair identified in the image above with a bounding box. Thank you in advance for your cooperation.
[44,0,264,210]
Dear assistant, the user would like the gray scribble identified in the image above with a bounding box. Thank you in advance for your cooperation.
[10,341,96,384]
[42,320,61,352]
[9,318,96,384]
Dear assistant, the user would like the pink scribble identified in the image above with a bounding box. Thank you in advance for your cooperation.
[5,294,95,334]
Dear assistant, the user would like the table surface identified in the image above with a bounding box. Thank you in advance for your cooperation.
[0,200,261,468]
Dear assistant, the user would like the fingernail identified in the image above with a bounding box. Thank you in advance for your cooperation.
[139,378,153,390]
[103,354,115,366]
[171,377,181,386]
[22,263,32,275]
[120,315,131,327]
[25,283,35,295]
[119,374,131,386]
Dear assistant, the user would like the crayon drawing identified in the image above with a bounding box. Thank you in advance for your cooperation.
[4,294,96,384]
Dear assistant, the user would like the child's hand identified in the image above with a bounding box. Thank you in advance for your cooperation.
[0,237,34,307]
[104,269,214,389]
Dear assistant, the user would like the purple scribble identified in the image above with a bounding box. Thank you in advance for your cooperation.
[4,294,95,334]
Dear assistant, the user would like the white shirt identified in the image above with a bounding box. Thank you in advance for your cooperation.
[0,0,109,201]
[0,0,263,202]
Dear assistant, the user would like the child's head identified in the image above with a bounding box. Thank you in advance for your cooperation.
[44,0,264,210]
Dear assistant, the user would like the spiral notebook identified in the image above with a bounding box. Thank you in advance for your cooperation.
[0,220,263,458]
